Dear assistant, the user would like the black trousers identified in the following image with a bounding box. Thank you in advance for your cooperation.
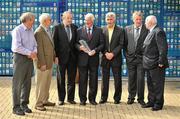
[146,67,165,108]
[57,58,77,102]
[78,64,98,102]
[127,61,145,101]
[101,63,122,101]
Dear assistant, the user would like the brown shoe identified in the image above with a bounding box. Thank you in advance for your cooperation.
[43,102,55,106]
[35,106,46,111]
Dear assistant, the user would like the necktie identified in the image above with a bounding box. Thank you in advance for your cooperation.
[135,27,140,47]
[87,28,92,40]
[66,26,71,41]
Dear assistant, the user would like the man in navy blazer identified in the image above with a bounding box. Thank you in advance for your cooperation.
[75,13,104,105]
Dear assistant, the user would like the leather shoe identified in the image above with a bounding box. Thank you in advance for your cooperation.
[99,100,107,104]
[35,106,46,111]
[138,100,146,106]
[152,105,162,111]
[13,108,25,116]
[21,105,32,113]
[58,101,64,105]
[43,101,55,106]
[127,99,134,104]
[90,101,97,105]
[114,100,120,104]
[142,102,154,108]
[80,101,86,106]
[68,100,76,104]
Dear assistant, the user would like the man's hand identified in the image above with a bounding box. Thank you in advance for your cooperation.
[88,50,96,56]
[28,52,37,60]
[105,52,114,60]
[40,65,46,71]
[80,45,89,53]
[159,64,164,68]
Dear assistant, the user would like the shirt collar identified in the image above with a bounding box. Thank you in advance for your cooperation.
[150,25,156,32]
[40,24,49,32]
[22,23,33,31]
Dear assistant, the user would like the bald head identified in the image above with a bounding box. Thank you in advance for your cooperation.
[145,15,157,30]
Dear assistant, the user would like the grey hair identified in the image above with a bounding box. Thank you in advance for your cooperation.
[132,11,143,20]
[62,10,73,20]
[84,13,95,22]
[106,12,116,20]
[145,15,157,25]
[39,13,51,25]
[20,12,35,23]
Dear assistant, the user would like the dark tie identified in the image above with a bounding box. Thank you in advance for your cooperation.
[66,26,71,41]
[87,28,92,40]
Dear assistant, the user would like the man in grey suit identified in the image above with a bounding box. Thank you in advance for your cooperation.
[99,12,124,104]
[124,11,148,106]
[142,15,169,111]
[34,13,56,111]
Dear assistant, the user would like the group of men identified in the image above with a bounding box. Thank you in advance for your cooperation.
[11,10,168,116]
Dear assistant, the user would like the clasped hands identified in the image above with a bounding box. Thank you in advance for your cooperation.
[80,45,96,56]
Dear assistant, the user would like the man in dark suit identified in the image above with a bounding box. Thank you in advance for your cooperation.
[53,11,78,105]
[75,13,104,105]
[142,15,169,111]
[99,12,124,104]
[124,11,148,106]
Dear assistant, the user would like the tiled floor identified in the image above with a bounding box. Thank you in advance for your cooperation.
[0,77,180,119]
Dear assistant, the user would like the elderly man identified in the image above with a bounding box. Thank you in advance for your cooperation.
[53,11,78,105]
[124,11,148,106]
[34,13,56,111]
[99,12,124,104]
[75,13,104,105]
[142,15,169,111]
[11,12,37,115]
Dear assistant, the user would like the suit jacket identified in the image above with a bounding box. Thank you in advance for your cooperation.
[124,24,148,63]
[76,25,104,66]
[34,26,55,69]
[101,25,124,67]
[53,23,78,65]
[143,25,169,69]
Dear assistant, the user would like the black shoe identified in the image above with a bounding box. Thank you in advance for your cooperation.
[21,105,32,113]
[13,108,25,116]
[127,99,134,104]
[90,101,97,105]
[138,100,146,106]
[142,102,154,108]
[43,101,55,106]
[68,100,76,104]
[114,100,120,104]
[80,101,86,106]
[152,106,162,111]
[99,99,107,104]
[58,101,64,105]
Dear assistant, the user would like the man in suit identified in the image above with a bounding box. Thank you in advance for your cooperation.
[75,13,104,105]
[124,11,148,106]
[11,12,37,116]
[142,15,169,111]
[99,12,124,104]
[34,13,56,111]
[53,11,78,105]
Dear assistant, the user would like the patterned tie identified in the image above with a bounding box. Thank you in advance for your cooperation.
[135,27,140,47]
[66,26,71,41]
[87,28,92,40]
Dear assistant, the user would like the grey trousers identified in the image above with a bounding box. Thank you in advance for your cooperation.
[12,53,33,110]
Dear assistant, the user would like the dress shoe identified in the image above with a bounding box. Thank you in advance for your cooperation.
[99,100,107,104]
[35,106,46,111]
[68,100,76,104]
[21,105,32,113]
[13,108,25,116]
[58,101,64,105]
[141,102,154,108]
[90,101,97,105]
[114,100,120,104]
[138,100,146,106]
[152,106,162,111]
[80,101,86,106]
[127,99,134,104]
[43,101,55,106]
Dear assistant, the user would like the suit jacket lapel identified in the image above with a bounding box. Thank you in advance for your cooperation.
[61,23,69,42]
[40,26,54,47]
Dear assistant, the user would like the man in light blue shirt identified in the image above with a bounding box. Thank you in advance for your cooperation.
[11,12,37,116]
